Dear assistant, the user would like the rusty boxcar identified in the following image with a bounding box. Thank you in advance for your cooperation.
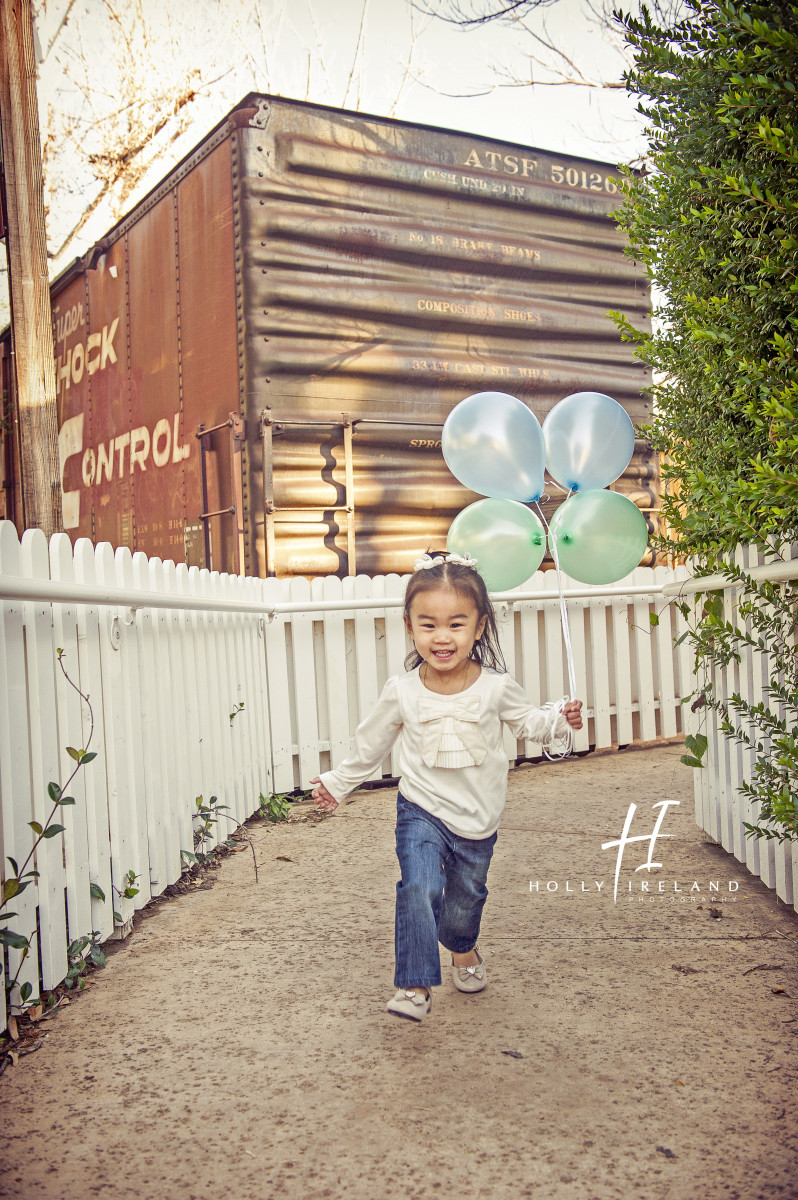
[0,93,653,577]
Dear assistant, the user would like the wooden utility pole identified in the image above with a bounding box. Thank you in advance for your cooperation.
[0,0,62,535]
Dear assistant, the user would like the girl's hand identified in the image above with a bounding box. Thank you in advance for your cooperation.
[310,777,339,813]
[563,700,583,730]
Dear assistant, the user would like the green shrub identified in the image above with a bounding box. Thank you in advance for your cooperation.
[614,0,798,839]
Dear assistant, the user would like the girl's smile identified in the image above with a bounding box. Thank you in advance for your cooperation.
[405,586,487,692]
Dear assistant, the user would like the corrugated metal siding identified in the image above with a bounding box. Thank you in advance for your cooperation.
[6,94,652,577]
[237,96,652,576]
[43,139,239,567]
[176,136,240,573]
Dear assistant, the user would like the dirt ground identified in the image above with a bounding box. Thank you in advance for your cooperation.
[1,742,797,1200]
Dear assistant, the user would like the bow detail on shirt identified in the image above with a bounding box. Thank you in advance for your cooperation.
[417,693,488,769]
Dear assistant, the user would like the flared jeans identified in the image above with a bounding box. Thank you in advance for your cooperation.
[393,791,497,989]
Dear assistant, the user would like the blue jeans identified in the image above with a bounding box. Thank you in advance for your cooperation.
[394,792,497,989]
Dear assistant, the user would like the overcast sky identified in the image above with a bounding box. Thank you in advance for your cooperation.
[29,0,646,276]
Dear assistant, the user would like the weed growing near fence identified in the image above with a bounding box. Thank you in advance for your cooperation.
[259,791,294,824]
[64,932,106,989]
[182,794,260,882]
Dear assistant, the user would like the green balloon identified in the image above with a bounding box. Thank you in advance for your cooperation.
[448,498,546,591]
[548,489,649,585]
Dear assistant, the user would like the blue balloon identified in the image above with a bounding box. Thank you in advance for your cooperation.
[543,392,635,492]
[442,391,546,503]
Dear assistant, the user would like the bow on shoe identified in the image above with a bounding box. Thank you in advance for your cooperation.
[417,693,488,769]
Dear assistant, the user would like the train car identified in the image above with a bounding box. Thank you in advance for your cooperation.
[0,93,654,577]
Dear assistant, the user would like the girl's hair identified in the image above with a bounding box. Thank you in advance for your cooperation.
[403,551,506,673]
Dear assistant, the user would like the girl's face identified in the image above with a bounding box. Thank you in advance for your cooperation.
[405,586,487,682]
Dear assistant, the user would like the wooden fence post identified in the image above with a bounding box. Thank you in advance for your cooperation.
[0,0,62,535]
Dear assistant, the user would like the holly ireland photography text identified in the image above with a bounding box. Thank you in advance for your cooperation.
[529,879,742,902]
[528,798,744,903]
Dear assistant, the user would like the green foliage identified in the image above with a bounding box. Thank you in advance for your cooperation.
[679,572,798,838]
[615,1,798,839]
[64,933,106,990]
[1,651,105,1013]
[185,794,233,866]
[112,869,140,924]
[614,0,798,553]
[183,794,260,882]
[258,791,294,824]
[681,732,709,769]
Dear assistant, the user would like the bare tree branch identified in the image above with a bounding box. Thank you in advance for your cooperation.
[389,2,422,116]
[415,0,630,94]
[342,0,370,110]
[42,2,233,259]
[34,0,80,62]
[413,0,555,28]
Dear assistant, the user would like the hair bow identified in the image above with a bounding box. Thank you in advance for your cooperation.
[413,554,446,571]
[412,552,479,572]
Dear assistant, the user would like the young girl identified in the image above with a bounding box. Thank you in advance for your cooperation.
[310,551,583,1022]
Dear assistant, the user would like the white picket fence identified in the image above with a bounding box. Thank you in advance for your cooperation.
[0,519,696,1025]
[683,545,798,915]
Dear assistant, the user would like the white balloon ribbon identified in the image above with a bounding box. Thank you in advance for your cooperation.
[534,499,577,760]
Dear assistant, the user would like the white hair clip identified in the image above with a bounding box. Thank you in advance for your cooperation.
[446,552,478,569]
[412,552,479,572]
[413,554,446,571]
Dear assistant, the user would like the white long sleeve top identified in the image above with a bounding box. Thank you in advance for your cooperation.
[317,665,569,840]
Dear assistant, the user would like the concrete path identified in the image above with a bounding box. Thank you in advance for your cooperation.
[1,743,797,1200]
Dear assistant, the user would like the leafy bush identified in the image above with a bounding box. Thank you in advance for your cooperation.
[614,0,798,838]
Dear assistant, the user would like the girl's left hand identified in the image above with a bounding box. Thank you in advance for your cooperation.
[563,700,583,730]
[310,776,339,813]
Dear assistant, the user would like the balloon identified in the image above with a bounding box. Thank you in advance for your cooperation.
[548,489,649,585]
[543,392,635,492]
[447,498,546,591]
[442,391,546,502]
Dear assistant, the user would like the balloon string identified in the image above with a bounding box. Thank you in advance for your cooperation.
[531,500,576,762]
[533,500,578,701]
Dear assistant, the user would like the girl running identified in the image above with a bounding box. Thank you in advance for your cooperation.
[311,551,582,1021]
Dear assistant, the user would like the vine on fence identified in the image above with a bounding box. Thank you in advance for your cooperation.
[0,650,105,1012]
[676,567,798,842]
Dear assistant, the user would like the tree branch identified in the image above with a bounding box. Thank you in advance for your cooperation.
[412,0,552,28]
